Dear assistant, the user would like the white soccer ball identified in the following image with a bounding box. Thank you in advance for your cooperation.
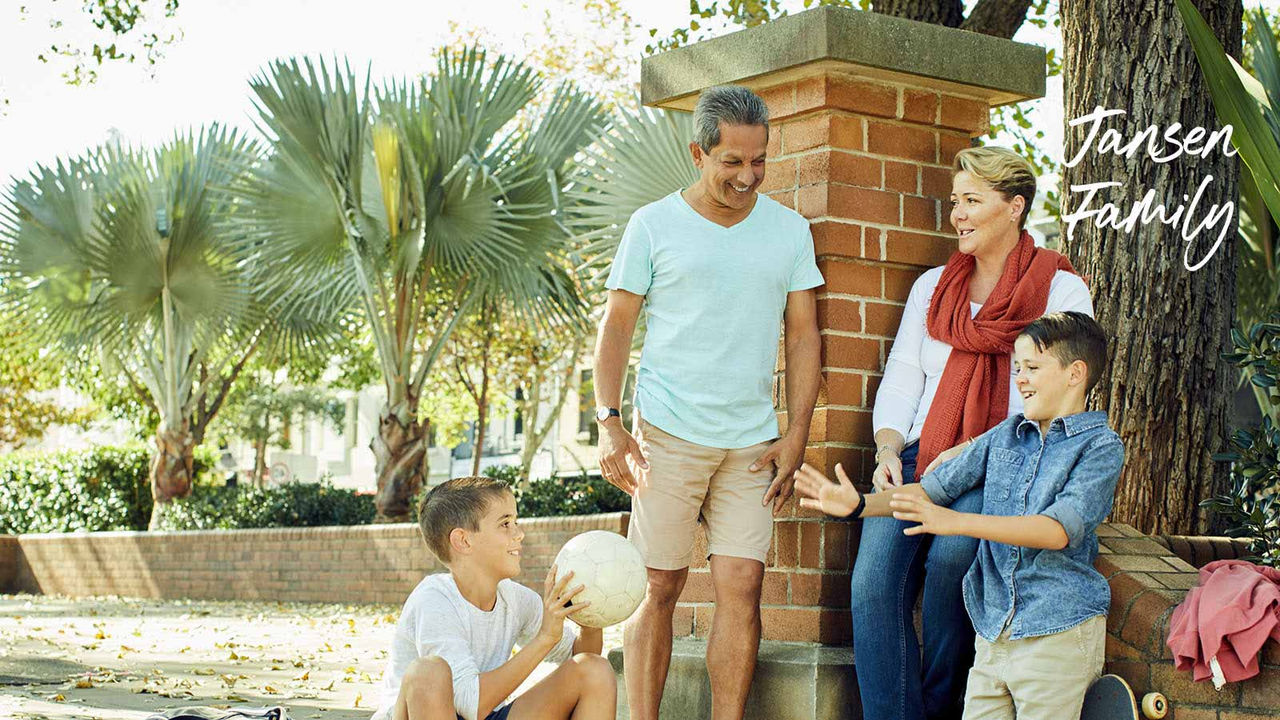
[553,530,647,628]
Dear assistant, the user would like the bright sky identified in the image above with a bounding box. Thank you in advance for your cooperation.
[2,1,1271,184]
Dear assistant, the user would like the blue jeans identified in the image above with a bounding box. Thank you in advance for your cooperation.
[850,443,983,720]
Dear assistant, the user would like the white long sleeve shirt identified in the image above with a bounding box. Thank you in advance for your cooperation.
[872,266,1094,445]
[371,573,577,720]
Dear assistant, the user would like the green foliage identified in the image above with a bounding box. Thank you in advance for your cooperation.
[0,315,94,450]
[25,0,183,85]
[500,465,631,518]
[156,481,375,530]
[1182,2,1280,417]
[0,444,215,533]
[408,465,629,520]
[0,443,371,532]
[1206,314,1280,567]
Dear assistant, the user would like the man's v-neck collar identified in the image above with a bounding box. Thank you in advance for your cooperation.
[676,188,762,232]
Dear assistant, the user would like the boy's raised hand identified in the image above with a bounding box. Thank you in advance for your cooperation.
[889,489,962,536]
[538,565,588,646]
[793,462,862,517]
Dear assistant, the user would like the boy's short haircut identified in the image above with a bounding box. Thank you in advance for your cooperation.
[1020,311,1109,393]
[417,476,513,563]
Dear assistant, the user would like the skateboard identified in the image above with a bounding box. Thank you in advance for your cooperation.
[1080,674,1169,720]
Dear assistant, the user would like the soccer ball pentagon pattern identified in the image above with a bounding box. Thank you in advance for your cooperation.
[553,530,647,628]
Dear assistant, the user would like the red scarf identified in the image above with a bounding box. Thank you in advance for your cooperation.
[915,231,1078,481]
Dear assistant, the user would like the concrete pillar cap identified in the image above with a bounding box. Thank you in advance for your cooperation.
[642,5,1045,111]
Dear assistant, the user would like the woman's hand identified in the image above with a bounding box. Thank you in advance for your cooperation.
[794,462,862,518]
[921,440,971,477]
[871,450,904,493]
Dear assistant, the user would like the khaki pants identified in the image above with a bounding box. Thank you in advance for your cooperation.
[962,615,1106,720]
[627,419,775,570]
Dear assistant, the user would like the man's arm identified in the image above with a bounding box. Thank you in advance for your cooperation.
[594,289,647,494]
[754,288,821,514]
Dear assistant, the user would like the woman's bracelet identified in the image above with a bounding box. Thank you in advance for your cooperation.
[874,444,899,464]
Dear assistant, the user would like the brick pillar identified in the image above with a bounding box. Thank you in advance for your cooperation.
[642,6,1045,650]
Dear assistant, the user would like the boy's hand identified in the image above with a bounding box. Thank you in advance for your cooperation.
[889,491,963,536]
[793,462,862,517]
[538,565,588,646]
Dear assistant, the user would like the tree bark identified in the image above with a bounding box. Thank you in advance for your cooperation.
[875,0,964,27]
[372,396,427,522]
[1061,0,1242,534]
[471,367,490,477]
[960,0,1034,38]
[254,436,268,486]
[149,421,196,530]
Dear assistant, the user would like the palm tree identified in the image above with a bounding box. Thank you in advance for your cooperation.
[0,126,332,528]
[568,105,699,278]
[232,48,608,521]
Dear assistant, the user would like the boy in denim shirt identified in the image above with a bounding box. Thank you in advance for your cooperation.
[795,311,1124,719]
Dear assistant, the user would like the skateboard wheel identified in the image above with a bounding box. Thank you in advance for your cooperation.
[1141,692,1168,719]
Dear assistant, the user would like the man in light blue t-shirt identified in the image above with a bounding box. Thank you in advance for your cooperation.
[592,85,824,720]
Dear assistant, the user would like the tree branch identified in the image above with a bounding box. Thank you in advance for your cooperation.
[873,0,964,28]
[960,0,1033,39]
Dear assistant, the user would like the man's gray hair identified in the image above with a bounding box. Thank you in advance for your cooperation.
[693,85,770,151]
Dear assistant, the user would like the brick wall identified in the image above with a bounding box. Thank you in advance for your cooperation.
[0,513,628,604]
[668,70,988,646]
[1098,523,1279,719]
[0,534,27,593]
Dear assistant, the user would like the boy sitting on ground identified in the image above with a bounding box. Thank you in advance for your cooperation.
[371,476,617,720]
[795,311,1124,719]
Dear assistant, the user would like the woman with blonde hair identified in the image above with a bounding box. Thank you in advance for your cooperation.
[850,146,1094,720]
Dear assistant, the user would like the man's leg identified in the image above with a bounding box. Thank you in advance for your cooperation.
[507,653,618,720]
[391,656,457,720]
[707,555,764,720]
[623,567,689,720]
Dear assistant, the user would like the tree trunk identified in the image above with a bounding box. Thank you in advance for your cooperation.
[1061,0,1242,534]
[149,421,196,530]
[372,397,427,522]
[875,0,964,27]
[254,438,268,487]
[471,370,490,477]
[960,0,1034,38]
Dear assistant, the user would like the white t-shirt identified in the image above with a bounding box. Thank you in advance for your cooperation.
[371,573,577,720]
[872,266,1094,445]
[606,190,825,448]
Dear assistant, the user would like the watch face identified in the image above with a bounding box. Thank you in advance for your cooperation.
[595,408,611,423]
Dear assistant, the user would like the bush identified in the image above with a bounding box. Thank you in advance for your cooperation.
[0,445,155,533]
[497,465,630,518]
[1207,313,1280,566]
[0,443,368,533]
[158,480,375,530]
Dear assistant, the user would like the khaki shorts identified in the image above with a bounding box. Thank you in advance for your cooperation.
[627,418,775,570]
[962,615,1106,720]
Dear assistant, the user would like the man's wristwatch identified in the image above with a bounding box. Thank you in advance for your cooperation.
[595,407,621,424]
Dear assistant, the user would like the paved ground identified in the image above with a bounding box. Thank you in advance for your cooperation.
[0,594,623,720]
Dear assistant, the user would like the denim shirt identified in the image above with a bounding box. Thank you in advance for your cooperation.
[920,410,1125,642]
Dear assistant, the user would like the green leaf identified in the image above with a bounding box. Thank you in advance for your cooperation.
[1178,0,1280,234]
